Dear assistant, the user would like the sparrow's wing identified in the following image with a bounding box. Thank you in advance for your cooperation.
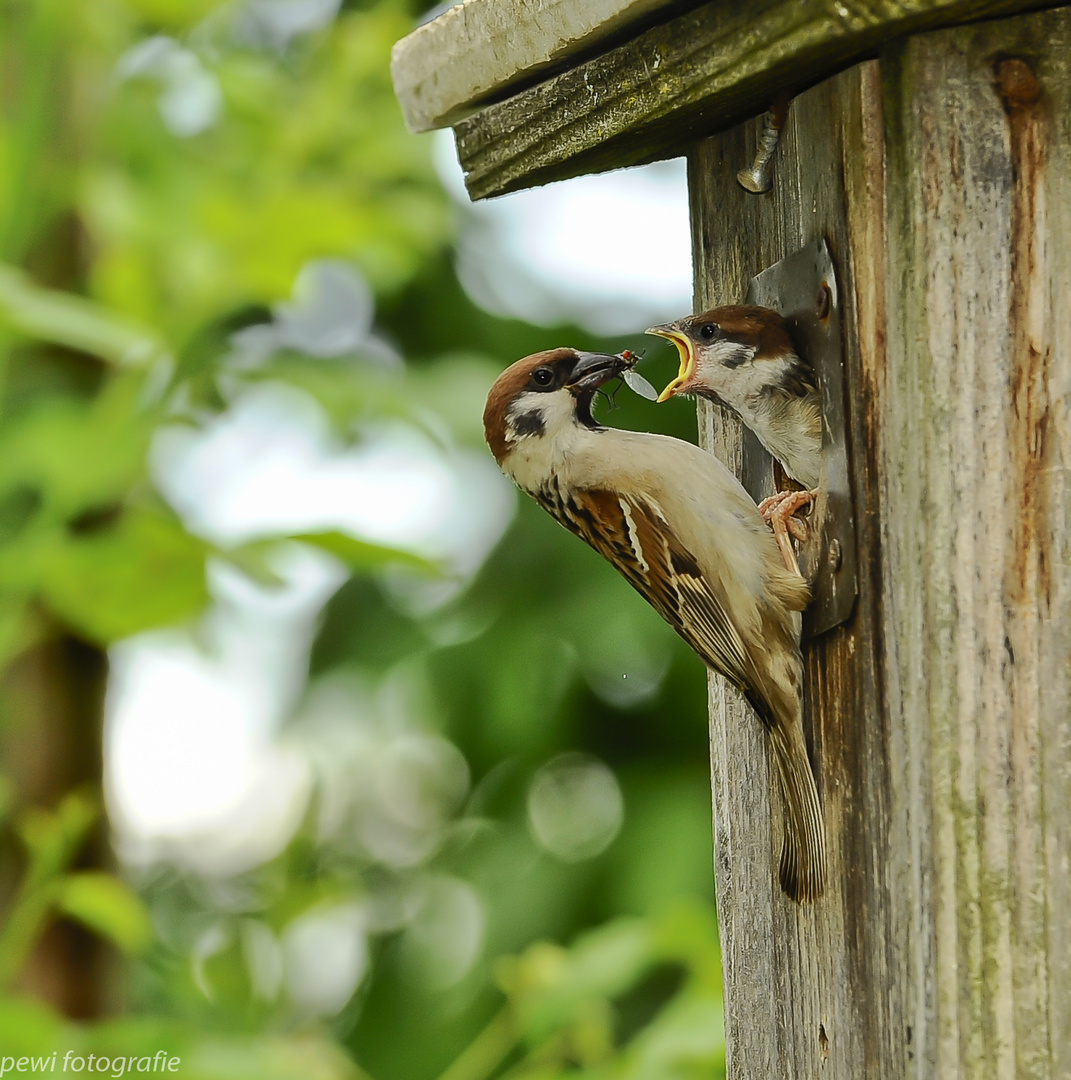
[557,487,752,689]
[777,359,819,401]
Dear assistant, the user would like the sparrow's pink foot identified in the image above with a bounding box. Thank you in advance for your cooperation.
[758,489,818,577]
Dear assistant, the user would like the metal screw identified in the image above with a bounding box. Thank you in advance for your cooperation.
[828,538,842,573]
[737,93,791,194]
[815,283,832,320]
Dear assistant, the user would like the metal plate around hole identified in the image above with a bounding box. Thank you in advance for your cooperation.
[743,238,857,638]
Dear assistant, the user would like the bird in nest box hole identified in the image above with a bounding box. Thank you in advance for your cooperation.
[648,305,823,578]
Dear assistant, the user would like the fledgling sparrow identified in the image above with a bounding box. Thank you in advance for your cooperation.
[483,347,825,902]
[648,307,822,575]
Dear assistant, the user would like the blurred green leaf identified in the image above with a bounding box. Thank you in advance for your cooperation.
[0,374,153,520]
[173,1035,369,1080]
[118,0,230,30]
[292,530,437,574]
[0,793,100,990]
[498,919,653,1046]
[648,901,721,981]
[58,872,154,955]
[223,531,437,590]
[16,791,98,877]
[41,508,209,643]
[603,992,725,1080]
[216,539,287,587]
[0,265,168,366]
[0,1003,370,1080]
[0,996,72,1059]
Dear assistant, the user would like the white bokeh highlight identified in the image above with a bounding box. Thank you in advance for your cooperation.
[282,901,368,1018]
[151,380,509,564]
[527,753,624,862]
[400,875,486,990]
[437,131,692,334]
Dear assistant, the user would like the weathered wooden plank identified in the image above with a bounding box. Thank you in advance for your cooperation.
[689,59,899,1080]
[453,0,1063,200]
[881,11,1071,1078]
[693,7,1071,1079]
[390,0,702,133]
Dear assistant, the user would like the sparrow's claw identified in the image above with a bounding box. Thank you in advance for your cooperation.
[757,493,781,517]
[786,515,809,543]
[773,524,802,578]
[760,489,819,577]
[759,488,817,524]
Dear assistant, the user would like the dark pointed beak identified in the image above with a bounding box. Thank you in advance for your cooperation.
[565,351,628,393]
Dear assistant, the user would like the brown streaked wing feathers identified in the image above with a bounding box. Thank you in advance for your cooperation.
[557,486,826,902]
[561,488,752,690]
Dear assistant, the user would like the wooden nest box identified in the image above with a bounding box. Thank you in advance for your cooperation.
[393,2,1071,1076]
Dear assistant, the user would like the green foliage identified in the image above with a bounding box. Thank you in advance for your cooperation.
[0,792,152,989]
[432,902,724,1080]
[0,370,207,652]
[0,266,167,367]
[88,2,450,340]
[57,872,153,955]
[0,3,721,1080]
[0,996,369,1080]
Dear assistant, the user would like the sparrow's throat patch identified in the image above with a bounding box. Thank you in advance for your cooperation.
[651,331,695,402]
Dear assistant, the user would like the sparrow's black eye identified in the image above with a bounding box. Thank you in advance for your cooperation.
[531,367,554,387]
[699,323,718,340]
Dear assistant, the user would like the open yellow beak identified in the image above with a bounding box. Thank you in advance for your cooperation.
[645,324,694,402]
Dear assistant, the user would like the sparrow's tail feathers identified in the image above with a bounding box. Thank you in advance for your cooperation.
[767,719,826,903]
[773,566,811,613]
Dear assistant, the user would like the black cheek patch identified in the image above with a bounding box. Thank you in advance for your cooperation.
[512,410,546,438]
[721,345,753,370]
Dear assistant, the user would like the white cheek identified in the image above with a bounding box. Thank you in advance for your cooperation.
[700,345,796,403]
[694,343,756,397]
[502,389,582,493]
[507,390,574,438]
[734,353,793,400]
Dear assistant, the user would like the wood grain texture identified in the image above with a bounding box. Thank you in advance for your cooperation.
[694,7,1071,1078]
[882,10,1071,1078]
[453,0,1063,199]
[690,59,899,1080]
[390,0,702,133]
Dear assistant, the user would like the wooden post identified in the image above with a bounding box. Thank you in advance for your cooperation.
[691,57,898,1080]
[885,15,1071,1078]
[692,8,1071,1077]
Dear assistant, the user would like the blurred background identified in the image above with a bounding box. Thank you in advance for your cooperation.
[0,1,724,1077]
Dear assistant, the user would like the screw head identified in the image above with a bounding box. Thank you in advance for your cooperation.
[737,166,772,194]
[828,538,842,572]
